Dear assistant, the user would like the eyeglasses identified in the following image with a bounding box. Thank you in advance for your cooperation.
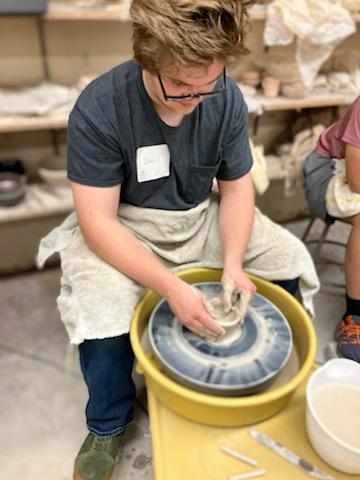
[157,68,227,102]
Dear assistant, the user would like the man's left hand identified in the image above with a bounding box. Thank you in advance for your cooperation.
[221,268,256,314]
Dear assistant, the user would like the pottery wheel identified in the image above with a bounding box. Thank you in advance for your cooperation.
[148,282,293,396]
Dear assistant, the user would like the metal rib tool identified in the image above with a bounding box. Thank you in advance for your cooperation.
[248,428,335,480]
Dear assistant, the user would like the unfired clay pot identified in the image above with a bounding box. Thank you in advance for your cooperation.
[239,70,261,87]
[281,82,310,99]
[262,76,281,98]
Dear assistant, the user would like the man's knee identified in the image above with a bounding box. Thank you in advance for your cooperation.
[80,334,133,364]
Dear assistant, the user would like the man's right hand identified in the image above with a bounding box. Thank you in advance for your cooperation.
[166,280,225,340]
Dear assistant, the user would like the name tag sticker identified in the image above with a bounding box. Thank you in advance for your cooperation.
[136,144,170,183]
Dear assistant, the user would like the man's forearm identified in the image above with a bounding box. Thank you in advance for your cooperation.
[218,175,255,269]
[81,216,182,299]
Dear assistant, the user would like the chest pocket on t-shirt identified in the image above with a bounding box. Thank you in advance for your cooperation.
[185,158,221,204]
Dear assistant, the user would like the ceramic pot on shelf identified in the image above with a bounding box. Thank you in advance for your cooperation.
[262,76,281,98]
[0,159,27,207]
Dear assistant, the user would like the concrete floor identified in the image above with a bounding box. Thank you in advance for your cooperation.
[0,217,350,480]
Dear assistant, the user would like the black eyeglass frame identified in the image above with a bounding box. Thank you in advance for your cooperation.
[157,68,227,102]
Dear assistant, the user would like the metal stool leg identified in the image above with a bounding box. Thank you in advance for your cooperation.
[313,222,332,263]
[302,217,346,289]
[301,217,316,242]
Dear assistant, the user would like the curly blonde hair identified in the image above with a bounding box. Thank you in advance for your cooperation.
[130,0,255,73]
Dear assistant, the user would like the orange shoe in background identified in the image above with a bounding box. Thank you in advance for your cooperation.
[335,314,360,363]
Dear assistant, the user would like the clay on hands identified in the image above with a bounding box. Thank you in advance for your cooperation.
[233,289,252,326]
[203,289,251,344]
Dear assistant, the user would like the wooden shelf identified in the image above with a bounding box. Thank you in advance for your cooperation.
[44,4,263,21]
[244,90,358,113]
[44,3,129,21]
[46,4,356,23]
[247,6,360,22]
[0,114,68,133]
[0,184,73,223]
[0,167,284,223]
[0,90,357,134]
[2,2,355,22]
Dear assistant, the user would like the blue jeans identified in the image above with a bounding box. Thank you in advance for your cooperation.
[79,334,136,437]
[273,277,299,296]
[79,277,299,436]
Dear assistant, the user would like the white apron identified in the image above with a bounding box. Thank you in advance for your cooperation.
[37,194,319,344]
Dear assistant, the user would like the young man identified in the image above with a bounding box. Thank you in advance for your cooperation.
[37,1,319,479]
[303,95,360,362]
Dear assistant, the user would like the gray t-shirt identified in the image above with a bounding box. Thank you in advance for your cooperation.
[67,60,253,210]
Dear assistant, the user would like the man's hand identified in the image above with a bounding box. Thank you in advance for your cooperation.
[166,280,225,340]
[221,269,256,314]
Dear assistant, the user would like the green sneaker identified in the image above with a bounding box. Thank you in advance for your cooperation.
[73,433,123,480]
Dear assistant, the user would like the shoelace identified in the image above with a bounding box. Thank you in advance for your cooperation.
[338,321,360,342]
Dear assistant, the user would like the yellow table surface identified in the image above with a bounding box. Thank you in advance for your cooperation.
[147,366,354,480]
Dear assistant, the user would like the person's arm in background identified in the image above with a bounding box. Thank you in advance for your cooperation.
[71,181,224,339]
[218,172,257,308]
[345,143,360,194]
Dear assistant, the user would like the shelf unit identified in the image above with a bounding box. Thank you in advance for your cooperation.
[0,114,68,134]
[252,90,358,112]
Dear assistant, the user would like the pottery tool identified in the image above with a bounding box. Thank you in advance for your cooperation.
[220,446,258,466]
[229,470,267,480]
[248,428,335,480]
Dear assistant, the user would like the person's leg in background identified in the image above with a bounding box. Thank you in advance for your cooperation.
[336,213,360,362]
[74,334,136,480]
[302,150,359,361]
[272,278,300,296]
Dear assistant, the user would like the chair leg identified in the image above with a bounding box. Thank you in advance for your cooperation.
[312,222,332,263]
[302,217,346,289]
[302,217,316,242]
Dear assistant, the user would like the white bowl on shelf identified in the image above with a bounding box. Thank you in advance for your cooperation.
[306,358,360,474]
[38,167,69,189]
